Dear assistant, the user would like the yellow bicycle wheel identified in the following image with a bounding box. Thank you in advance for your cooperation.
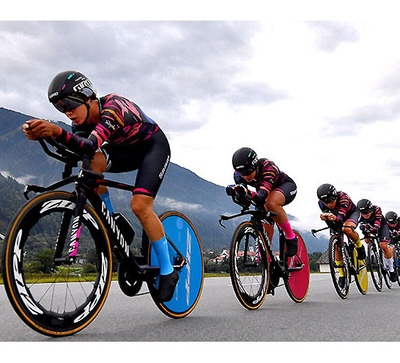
[353,247,368,295]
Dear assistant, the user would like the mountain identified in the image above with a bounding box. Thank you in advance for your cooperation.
[0,107,328,252]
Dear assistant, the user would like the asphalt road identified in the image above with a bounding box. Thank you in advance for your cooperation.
[1,273,400,342]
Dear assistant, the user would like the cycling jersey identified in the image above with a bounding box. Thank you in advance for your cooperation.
[55,94,170,198]
[234,158,297,205]
[56,94,159,155]
[318,191,358,224]
[360,205,389,242]
[388,221,400,243]
[360,205,384,230]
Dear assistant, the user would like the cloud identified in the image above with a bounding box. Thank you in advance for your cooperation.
[0,21,286,134]
[156,196,204,212]
[307,22,359,52]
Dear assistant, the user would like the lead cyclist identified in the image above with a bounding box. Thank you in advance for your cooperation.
[23,70,178,302]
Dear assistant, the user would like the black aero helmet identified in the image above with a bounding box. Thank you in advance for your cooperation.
[385,211,398,224]
[357,199,373,214]
[232,147,258,175]
[317,183,337,204]
[48,71,96,113]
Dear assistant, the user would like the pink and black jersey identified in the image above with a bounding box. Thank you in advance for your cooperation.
[360,205,384,230]
[318,191,357,223]
[56,94,159,154]
[234,158,294,202]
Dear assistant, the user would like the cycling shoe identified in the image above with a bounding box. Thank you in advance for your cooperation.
[158,270,179,302]
[286,236,298,257]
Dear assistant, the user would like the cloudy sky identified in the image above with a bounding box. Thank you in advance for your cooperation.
[2,2,400,236]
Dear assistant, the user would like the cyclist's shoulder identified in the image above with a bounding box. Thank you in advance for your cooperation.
[101,94,141,113]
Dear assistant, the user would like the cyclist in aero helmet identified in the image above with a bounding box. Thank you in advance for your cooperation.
[23,71,178,302]
[226,147,298,257]
[358,199,396,282]
[386,211,400,243]
[317,183,365,287]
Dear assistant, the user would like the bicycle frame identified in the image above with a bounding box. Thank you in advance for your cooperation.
[312,224,359,277]
[219,208,304,280]
[24,139,186,281]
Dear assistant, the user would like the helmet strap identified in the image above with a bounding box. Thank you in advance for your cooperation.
[83,101,90,124]
[97,97,102,113]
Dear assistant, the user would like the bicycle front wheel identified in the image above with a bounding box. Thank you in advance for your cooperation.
[367,241,382,292]
[328,236,349,299]
[149,211,204,318]
[284,230,310,303]
[353,246,368,295]
[1,191,112,337]
[229,221,269,310]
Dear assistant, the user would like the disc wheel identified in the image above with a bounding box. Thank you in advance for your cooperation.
[284,230,310,303]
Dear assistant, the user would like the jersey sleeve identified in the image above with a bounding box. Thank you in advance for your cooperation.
[336,193,350,222]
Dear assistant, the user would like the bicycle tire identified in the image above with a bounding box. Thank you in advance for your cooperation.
[284,230,310,303]
[229,221,269,310]
[148,211,204,318]
[328,235,350,299]
[380,248,392,289]
[353,246,368,295]
[367,241,382,292]
[1,191,112,337]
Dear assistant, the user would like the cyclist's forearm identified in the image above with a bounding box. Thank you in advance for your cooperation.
[55,128,98,156]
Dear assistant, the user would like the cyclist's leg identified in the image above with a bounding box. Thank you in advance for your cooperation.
[343,211,365,259]
[92,150,115,213]
[265,181,297,257]
[102,130,176,301]
[334,243,345,278]
[380,240,396,282]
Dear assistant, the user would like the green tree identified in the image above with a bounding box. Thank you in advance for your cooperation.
[29,249,55,274]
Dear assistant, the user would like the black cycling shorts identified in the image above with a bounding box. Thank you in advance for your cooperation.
[99,129,170,198]
[274,180,297,206]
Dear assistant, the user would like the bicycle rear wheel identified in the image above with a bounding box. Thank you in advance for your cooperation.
[353,246,368,295]
[149,211,204,318]
[367,241,382,292]
[328,236,350,299]
[284,230,310,303]
[229,221,269,310]
[1,191,112,337]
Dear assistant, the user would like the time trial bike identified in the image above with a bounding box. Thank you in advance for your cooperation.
[1,137,204,337]
[311,222,368,299]
[219,202,310,310]
[359,223,394,291]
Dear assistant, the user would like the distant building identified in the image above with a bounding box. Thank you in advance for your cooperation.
[317,249,329,273]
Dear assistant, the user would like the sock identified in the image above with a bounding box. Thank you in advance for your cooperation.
[100,191,115,214]
[277,219,296,240]
[336,259,345,277]
[386,257,394,272]
[355,239,363,248]
[152,236,174,275]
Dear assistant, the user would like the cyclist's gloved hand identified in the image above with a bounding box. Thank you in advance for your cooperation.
[226,185,235,196]
[234,184,248,197]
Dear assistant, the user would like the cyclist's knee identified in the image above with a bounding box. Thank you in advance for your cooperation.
[91,152,107,173]
[130,194,153,218]
[380,241,393,258]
